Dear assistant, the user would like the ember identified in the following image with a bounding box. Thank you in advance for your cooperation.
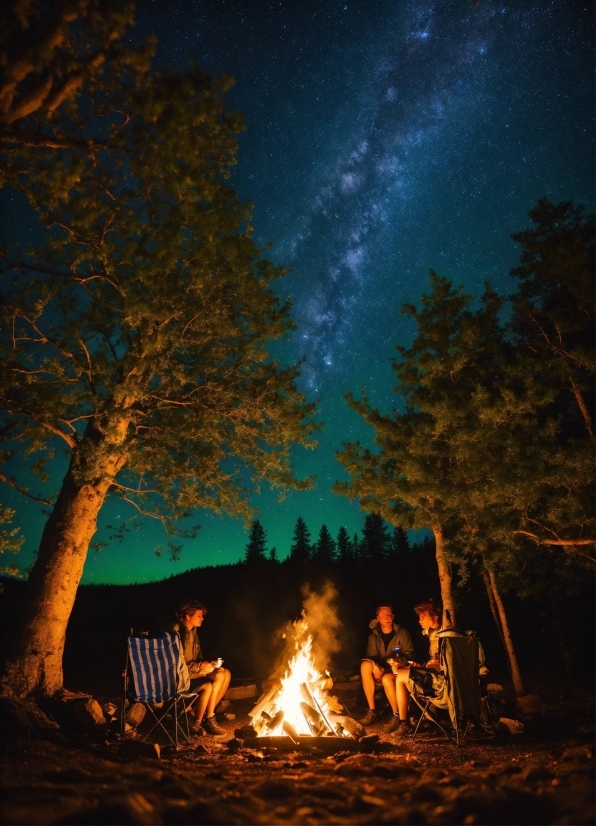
[249,621,354,740]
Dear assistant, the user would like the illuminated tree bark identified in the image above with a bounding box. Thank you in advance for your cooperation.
[433,525,456,629]
[486,567,525,697]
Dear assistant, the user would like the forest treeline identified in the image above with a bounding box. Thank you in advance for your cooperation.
[0,1,593,704]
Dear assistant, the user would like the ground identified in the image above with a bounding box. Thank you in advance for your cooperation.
[1,682,594,825]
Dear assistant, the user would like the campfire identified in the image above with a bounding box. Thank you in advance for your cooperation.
[248,621,355,742]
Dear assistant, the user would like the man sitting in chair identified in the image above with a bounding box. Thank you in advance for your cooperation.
[171,598,231,736]
[390,599,488,739]
[358,603,415,733]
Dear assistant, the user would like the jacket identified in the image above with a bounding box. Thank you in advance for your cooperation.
[365,619,415,667]
[169,622,204,678]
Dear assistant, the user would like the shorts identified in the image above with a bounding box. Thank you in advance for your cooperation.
[408,667,445,698]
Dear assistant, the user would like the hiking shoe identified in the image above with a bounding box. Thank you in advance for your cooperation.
[189,721,205,736]
[383,715,402,734]
[202,716,227,737]
[358,709,379,726]
[392,721,413,739]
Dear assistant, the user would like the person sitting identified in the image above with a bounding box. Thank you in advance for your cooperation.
[358,603,415,733]
[390,599,488,738]
[170,598,231,737]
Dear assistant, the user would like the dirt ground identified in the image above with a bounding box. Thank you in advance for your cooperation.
[1,685,594,826]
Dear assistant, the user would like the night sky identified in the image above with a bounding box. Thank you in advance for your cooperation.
[4,0,594,583]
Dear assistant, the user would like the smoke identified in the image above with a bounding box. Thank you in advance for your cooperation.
[268,581,342,679]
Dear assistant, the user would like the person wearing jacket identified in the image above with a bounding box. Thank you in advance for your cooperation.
[170,598,231,736]
[358,604,415,734]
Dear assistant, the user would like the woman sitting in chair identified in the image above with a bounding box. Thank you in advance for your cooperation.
[171,598,231,736]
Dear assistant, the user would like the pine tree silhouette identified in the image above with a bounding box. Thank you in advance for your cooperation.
[313,524,336,563]
[391,526,411,556]
[289,516,311,562]
[245,520,268,564]
[336,525,352,562]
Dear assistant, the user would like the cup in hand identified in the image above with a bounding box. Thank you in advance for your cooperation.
[215,657,223,668]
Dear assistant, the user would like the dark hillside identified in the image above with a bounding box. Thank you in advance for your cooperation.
[1,540,593,698]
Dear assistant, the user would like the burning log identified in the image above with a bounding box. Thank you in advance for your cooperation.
[249,685,280,722]
[281,721,299,743]
[261,709,284,735]
[300,701,327,737]
[300,683,335,735]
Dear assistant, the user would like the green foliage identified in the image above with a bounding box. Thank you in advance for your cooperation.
[335,201,594,603]
[0,505,24,581]
[0,10,318,551]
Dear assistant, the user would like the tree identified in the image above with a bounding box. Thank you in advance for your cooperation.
[335,275,506,627]
[0,42,317,697]
[312,524,336,563]
[505,199,595,553]
[0,0,147,139]
[289,516,312,563]
[391,526,410,556]
[360,513,391,564]
[244,520,267,565]
[268,546,278,563]
[335,525,353,563]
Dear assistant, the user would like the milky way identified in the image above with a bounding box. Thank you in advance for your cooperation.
[4,0,593,581]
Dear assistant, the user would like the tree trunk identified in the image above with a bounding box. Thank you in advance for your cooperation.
[2,421,127,699]
[486,568,525,697]
[482,570,512,680]
[432,525,456,628]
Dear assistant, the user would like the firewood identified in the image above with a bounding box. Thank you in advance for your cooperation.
[248,685,279,720]
[263,709,284,734]
[300,701,326,736]
[300,683,334,734]
[281,721,299,742]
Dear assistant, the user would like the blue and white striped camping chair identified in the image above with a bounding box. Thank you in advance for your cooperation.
[123,633,197,750]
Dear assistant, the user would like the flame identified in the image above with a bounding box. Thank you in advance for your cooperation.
[269,633,329,736]
[251,621,347,738]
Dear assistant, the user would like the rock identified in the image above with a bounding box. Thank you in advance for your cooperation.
[486,683,504,697]
[521,761,552,782]
[516,693,546,715]
[360,733,380,751]
[72,698,106,726]
[561,745,594,762]
[224,713,235,721]
[118,739,161,760]
[125,702,147,727]
[498,717,525,735]
[102,702,118,718]
[234,723,256,738]
[334,753,378,775]
[216,698,230,711]
[349,674,361,681]
[227,683,257,701]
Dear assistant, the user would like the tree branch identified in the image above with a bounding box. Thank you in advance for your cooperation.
[0,472,54,505]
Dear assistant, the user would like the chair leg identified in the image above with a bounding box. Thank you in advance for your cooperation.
[411,699,430,741]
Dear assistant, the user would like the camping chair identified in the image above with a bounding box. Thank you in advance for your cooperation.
[122,632,198,750]
[411,633,481,747]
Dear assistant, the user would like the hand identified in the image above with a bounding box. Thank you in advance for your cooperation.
[199,661,215,675]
